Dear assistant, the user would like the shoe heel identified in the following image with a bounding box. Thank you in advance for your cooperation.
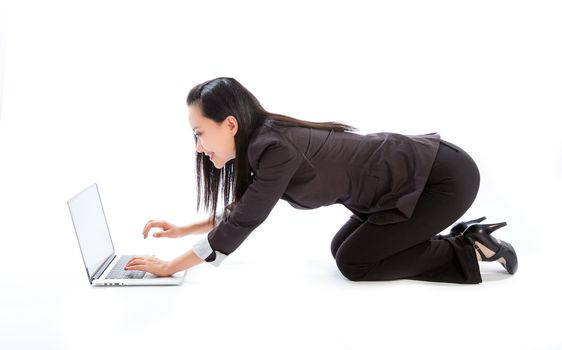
[464,222,507,236]
[450,216,487,236]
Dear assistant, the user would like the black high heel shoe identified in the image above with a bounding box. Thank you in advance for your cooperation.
[449,216,487,236]
[463,222,518,274]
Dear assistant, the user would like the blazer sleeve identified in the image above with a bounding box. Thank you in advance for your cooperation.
[192,137,301,266]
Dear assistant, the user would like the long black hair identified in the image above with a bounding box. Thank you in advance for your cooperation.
[186,77,357,226]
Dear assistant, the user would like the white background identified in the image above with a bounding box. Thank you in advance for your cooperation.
[1,1,561,349]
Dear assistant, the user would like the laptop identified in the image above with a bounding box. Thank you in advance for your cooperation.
[68,183,187,286]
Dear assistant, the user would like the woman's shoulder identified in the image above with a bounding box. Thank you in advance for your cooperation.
[247,123,279,147]
[248,123,296,149]
[247,123,303,164]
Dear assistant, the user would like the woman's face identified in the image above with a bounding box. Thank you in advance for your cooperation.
[188,103,238,169]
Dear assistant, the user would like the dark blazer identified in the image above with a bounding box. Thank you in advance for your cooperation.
[195,123,441,264]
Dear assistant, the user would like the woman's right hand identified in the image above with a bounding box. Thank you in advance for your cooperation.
[142,220,186,239]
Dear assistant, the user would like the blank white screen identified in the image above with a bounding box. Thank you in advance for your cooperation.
[67,184,114,281]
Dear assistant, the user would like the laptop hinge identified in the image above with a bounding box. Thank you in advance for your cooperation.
[92,254,117,281]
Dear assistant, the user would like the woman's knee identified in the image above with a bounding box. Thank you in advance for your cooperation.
[336,261,364,281]
[335,248,374,281]
[335,254,390,282]
[330,214,364,259]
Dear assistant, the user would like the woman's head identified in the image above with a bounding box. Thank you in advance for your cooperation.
[186,77,356,225]
[187,78,266,170]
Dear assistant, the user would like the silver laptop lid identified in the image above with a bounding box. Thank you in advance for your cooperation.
[68,183,116,283]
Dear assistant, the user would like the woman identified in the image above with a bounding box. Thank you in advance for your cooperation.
[125,77,518,284]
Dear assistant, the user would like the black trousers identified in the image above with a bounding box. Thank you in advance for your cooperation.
[331,139,482,284]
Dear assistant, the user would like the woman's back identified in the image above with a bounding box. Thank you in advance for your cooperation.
[248,123,441,225]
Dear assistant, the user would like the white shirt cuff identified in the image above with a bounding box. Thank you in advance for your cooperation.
[192,235,228,267]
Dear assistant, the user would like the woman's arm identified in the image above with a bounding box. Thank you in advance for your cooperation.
[181,215,216,235]
[166,248,205,273]
[126,248,205,276]
[192,139,301,266]
[127,216,218,275]
[167,216,219,272]
[164,217,217,273]
[143,216,217,239]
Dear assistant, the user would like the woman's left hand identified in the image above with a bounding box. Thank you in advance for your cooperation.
[125,256,173,277]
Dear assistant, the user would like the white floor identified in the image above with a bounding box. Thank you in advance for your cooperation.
[0,190,561,350]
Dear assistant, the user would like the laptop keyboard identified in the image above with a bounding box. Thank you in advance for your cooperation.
[106,255,146,279]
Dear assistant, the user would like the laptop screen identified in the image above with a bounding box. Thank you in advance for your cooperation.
[68,183,115,282]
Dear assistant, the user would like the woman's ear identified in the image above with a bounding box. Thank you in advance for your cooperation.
[226,115,238,136]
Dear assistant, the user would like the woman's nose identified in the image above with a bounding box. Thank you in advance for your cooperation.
[195,138,204,153]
